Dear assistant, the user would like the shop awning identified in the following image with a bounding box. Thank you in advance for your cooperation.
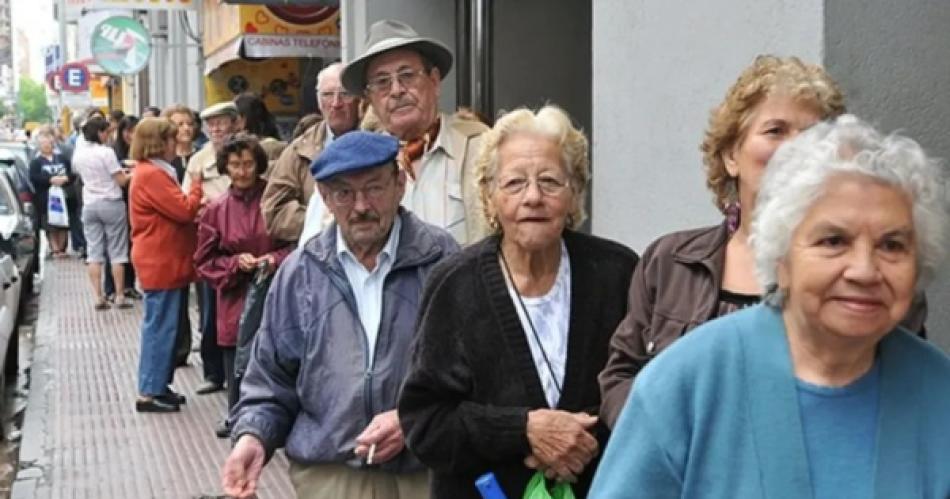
[204,33,340,75]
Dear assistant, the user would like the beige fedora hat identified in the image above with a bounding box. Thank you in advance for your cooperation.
[341,19,453,94]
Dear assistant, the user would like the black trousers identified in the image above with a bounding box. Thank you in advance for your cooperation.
[222,347,239,411]
[198,281,225,384]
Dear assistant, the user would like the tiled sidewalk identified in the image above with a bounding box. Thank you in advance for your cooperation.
[12,258,294,498]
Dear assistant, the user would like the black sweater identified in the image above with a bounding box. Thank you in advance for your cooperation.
[399,230,638,498]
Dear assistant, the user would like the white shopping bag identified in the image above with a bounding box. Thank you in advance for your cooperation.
[47,185,70,228]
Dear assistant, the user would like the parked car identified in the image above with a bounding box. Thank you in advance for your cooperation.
[0,169,36,302]
[0,146,40,281]
[0,145,34,204]
[0,254,20,385]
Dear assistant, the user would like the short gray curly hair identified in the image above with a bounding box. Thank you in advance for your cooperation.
[475,105,590,233]
[751,114,948,306]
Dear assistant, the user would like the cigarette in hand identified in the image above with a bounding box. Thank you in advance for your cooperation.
[367,443,377,465]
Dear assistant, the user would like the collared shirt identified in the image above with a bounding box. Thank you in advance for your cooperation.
[325,125,337,146]
[336,216,401,367]
[505,241,571,408]
[401,112,468,242]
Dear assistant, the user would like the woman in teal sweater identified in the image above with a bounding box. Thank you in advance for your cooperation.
[590,115,950,499]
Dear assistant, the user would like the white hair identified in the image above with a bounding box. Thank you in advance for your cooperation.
[316,62,345,91]
[475,105,590,232]
[751,114,948,306]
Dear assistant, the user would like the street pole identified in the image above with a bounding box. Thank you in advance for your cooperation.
[56,0,67,128]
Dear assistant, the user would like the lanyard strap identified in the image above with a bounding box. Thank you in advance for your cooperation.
[498,245,563,401]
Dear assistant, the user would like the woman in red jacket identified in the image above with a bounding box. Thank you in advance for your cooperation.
[195,134,292,437]
[129,118,203,413]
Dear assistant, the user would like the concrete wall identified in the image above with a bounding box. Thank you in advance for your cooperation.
[825,0,950,352]
[492,0,591,132]
[341,0,457,110]
[591,0,824,251]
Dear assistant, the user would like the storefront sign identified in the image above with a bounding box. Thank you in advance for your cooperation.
[67,0,195,20]
[203,3,340,62]
[242,34,340,59]
[60,63,91,92]
[91,16,152,75]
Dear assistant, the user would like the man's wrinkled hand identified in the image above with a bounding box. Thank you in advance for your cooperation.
[354,410,405,465]
[221,434,266,499]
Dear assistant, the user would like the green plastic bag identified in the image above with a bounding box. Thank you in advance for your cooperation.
[523,471,576,499]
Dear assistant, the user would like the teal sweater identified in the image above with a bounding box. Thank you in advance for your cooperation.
[589,305,950,499]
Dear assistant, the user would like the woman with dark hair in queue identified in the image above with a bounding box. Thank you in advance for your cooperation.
[129,117,203,413]
[112,115,139,163]
[233,93,286,164]
[104,114,142,302]
[195,133,292,437]
[71,116,133,310]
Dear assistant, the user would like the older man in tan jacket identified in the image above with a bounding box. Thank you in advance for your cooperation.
[261,62,361,243]
[340,19,489,245]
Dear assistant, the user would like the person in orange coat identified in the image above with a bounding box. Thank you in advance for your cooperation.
[128,118,203,413]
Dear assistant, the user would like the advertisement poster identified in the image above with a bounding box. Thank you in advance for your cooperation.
[205,58,313,115]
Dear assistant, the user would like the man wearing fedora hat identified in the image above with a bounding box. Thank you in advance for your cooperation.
[341,19,490,245]
[222,131,458,499]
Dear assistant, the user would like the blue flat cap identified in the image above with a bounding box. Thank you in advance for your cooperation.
[310,131,400,181]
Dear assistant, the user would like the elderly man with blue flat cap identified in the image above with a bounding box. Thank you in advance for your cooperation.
[222,131,459,499]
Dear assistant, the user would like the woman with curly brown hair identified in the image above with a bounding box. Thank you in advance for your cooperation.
[597,55,854,428]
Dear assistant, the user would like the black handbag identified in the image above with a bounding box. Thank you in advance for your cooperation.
[234,264,274,378]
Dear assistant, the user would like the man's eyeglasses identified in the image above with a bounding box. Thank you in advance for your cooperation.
[326,176,395,207]
[365,68,428,96]
[494,174,571,196]
[318,90,357,103]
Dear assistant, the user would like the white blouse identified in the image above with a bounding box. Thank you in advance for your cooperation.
[504,242,571,408]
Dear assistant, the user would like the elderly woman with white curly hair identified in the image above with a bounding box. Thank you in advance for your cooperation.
[399,105,639,498]
[590,114,950,498]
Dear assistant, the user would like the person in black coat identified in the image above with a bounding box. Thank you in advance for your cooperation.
[398,106,639,499]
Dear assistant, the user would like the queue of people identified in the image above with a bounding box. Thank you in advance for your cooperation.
[212,19,950,499]
[28,16,949,499]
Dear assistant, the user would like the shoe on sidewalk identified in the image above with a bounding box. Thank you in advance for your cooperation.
[157,388,186,405]
[215,419,231,439]
[135,397,180,413]
[195,381,225,395]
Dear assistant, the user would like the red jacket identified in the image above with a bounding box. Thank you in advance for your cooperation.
[194,180,292,347]
[129,160,203,290]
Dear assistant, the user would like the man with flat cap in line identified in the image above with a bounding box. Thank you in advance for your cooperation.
[185,101,242,399]
[340,19,490,245]
[262,62,362,244]
[222,131,459,499]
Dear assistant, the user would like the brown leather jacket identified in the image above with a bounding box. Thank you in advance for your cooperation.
[598,222,928,429]
[260,122,328,243]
